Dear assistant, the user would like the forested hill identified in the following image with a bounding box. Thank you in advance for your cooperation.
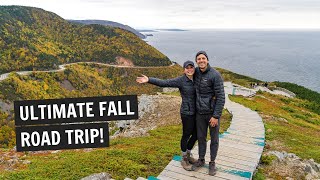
[0,6,171,73]
[69,19,146,39]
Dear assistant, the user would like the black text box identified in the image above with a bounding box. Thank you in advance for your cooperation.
[14,95,138,126]
[15,123,109,152]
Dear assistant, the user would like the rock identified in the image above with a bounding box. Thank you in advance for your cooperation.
[268,151,287,160]
[51,150,61,154]
[138,94,157,119]
[305,174,314,180]
[11,156,19,160]
[305,164,313,173]
[278,117,288,123]
[83,148,93,152]
[112,94,181,139]
[136,177,147,180]
[264,150,320,179]
[81,172,112,180]
[307,159,319,172]
[22,160,31,164]
[305,168,319,180]
[7,159,19,166]
[162,87,179,93]
[287,153,298,159]
[265,143,271,149]
[117,120,127,129]
[315,163,320,172]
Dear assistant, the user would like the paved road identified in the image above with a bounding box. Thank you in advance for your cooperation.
[0,62,176,82]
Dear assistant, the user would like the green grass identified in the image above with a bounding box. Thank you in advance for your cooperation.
[1,125,182,180]
[220,109,232,134]
[217,67,261,88]
[274,81,320,115]
[253,168,266,180]
[0,109,232,180]
[229,93,320,162]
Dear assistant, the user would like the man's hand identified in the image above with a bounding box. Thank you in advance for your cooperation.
[136,74,149,84]
[209,117,219,127]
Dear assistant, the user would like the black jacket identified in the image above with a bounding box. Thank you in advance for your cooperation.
[194,65,225,118]
[148,75,196,115]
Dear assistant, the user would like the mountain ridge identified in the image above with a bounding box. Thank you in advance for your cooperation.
[0,6,171,74]
[69,19,146,39]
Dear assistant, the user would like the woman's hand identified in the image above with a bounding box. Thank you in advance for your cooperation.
[136,74,149,84]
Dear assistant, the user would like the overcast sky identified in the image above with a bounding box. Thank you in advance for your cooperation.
[1,0,320,29]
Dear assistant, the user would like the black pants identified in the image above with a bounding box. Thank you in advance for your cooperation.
[180,114,197,152]
[196,113,220,161]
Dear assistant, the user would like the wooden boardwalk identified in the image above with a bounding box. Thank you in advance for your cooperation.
[156,93,265,180]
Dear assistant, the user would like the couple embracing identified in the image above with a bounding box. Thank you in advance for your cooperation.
[136,51,225,176]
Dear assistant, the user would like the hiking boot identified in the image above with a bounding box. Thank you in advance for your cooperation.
[191,159,205,171]
[181,155,192,171]
[187,151,197,164]
[209,161,217,176]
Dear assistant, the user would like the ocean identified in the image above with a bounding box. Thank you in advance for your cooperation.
[145,29,320,93]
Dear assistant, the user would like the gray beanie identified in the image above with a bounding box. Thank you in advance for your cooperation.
[195,51,209,61]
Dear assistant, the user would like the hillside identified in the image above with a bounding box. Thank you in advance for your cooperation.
[0,6,171,74]
[0,63,183,147]
[0,63,234,179]
[0,63,319,179]
[69,19,146,39]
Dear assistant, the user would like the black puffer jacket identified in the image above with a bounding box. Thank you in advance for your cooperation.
[194,65,225,118]
[148,75,196,115]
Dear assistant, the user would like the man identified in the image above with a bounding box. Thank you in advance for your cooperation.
[191,51,225,176]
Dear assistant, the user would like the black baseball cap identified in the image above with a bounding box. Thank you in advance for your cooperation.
[183,60,195,68]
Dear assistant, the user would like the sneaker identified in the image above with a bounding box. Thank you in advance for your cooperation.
[191,159,205,171]
[187,151,197,164]
[181,155,192,171]
[209,161,217,176]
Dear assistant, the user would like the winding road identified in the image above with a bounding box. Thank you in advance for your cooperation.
[0,62,176,82]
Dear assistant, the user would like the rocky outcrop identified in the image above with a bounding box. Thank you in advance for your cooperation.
[112,94,181,138]
[0,150,30,171]
[81,172,113,180]
[0,100,12,114]
[115,57,134,67]
[265,151,320,179]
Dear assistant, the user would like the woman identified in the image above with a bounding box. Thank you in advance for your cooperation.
[136,60,197,171]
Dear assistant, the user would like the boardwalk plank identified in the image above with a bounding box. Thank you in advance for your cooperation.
[167,160,249,180]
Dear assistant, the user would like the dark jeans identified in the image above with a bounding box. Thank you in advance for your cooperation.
[180,114,197,152]
[196,113,220,161]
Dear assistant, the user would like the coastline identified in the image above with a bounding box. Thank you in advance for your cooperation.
[145,30,320,93]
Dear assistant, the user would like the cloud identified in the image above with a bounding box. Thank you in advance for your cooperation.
[1,0,320,28]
